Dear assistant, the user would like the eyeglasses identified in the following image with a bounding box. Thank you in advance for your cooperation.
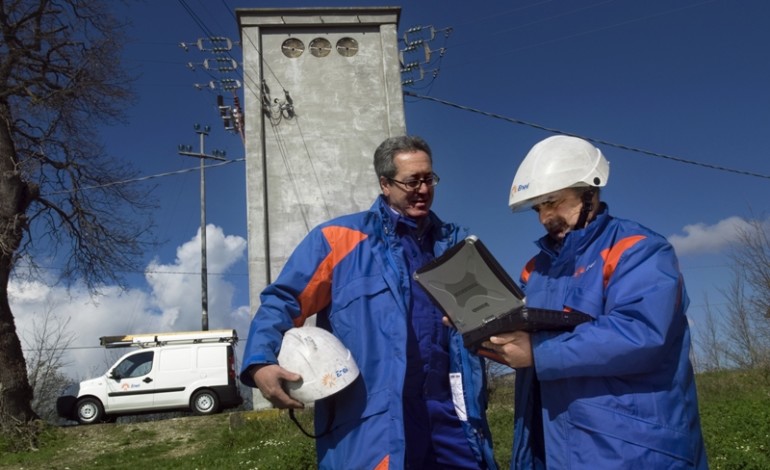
[388,173,440,191]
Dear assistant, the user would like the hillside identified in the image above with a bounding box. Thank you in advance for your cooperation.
[1,368,769,469]
[0,414,230,470]
[0,409,317,470]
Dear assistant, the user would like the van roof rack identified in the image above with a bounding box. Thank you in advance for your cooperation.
[99,329,238,348]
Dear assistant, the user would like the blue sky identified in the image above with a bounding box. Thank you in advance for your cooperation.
[11,0,770,377]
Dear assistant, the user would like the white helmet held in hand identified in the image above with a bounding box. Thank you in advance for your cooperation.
[277,326,359,404]
[509,135,610,212]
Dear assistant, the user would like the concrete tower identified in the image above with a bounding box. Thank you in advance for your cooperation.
[236,7,405,405]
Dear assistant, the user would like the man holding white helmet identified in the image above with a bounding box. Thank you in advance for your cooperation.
[241,136,497,470]
[484,135,708,468]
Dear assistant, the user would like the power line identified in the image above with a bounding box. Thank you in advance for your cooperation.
[178,0,219,42]
[41,158,244,197]
[23,345,104,352]
[14,263,249,277]
[405,91,770,181]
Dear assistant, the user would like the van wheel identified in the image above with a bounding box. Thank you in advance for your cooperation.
[76,397,105,425]
[191,389,219,415]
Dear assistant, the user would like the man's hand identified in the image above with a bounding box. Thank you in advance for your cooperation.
[251,364,305,409]
[482,331,534,368]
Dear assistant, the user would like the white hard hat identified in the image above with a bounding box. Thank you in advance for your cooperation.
[277,326,359,404]
[508,135,610,212]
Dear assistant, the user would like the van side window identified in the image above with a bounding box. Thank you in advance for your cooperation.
[115,351,154,378]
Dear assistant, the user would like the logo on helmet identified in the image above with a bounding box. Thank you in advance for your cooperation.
[511,183,529,195]
[321,373,336,388]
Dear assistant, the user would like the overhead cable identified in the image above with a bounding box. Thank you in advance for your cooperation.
[405,91,770,181]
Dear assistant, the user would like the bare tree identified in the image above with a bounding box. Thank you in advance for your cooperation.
[22,305,76,423]
[730,218,770,347]
[1,0,155,445]
[693,297,727,372]
[691,217,770,375]
[729,218,770,372]
[719,270,765,368]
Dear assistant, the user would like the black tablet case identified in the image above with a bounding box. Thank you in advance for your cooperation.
[414,236,591,348]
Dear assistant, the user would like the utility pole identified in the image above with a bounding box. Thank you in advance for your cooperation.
[179,35,241,330]
[178,124,226,331]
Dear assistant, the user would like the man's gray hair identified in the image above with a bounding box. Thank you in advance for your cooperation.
[373,135,432,179]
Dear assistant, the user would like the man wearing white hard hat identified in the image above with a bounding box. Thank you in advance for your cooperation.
[484,135,708,469]
[241,136,497,470]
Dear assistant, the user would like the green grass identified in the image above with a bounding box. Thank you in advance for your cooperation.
[0,410,318,470]
[697,368,770,469]
[487,376,515,467]
[1,368,768,469]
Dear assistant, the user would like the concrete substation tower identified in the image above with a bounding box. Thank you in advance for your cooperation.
[237,7,406,407]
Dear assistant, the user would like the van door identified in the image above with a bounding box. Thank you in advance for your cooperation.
[104,350,157,412]
[151,345,194,408]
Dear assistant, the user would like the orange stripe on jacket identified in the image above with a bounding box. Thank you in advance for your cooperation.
[373,455,389,470]
[294,226,368,326]
[600,235,646,288]
[521,257,537,284]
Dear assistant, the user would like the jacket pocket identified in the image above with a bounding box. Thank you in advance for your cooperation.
[315,374,389,439]
[566,400,694,465]
[331,384,389,428]
[564,280,603,319]
[326,275,393,427]
[329,274,392,338]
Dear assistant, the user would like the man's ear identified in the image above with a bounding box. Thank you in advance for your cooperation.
[379,176,390,194]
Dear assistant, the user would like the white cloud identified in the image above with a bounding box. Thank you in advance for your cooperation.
[10,224,252,381]
[668,216,753,256]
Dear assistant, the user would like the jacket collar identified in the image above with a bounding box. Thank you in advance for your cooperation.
[371,195,443,241]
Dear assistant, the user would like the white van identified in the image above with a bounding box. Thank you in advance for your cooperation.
[57,329,243,424]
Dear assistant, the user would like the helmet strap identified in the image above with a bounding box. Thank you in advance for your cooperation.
[575,189,596,229]
[289,406,335,439]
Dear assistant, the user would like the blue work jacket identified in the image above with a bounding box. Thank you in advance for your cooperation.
[512,203,708,469]
[241,196,497,470]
